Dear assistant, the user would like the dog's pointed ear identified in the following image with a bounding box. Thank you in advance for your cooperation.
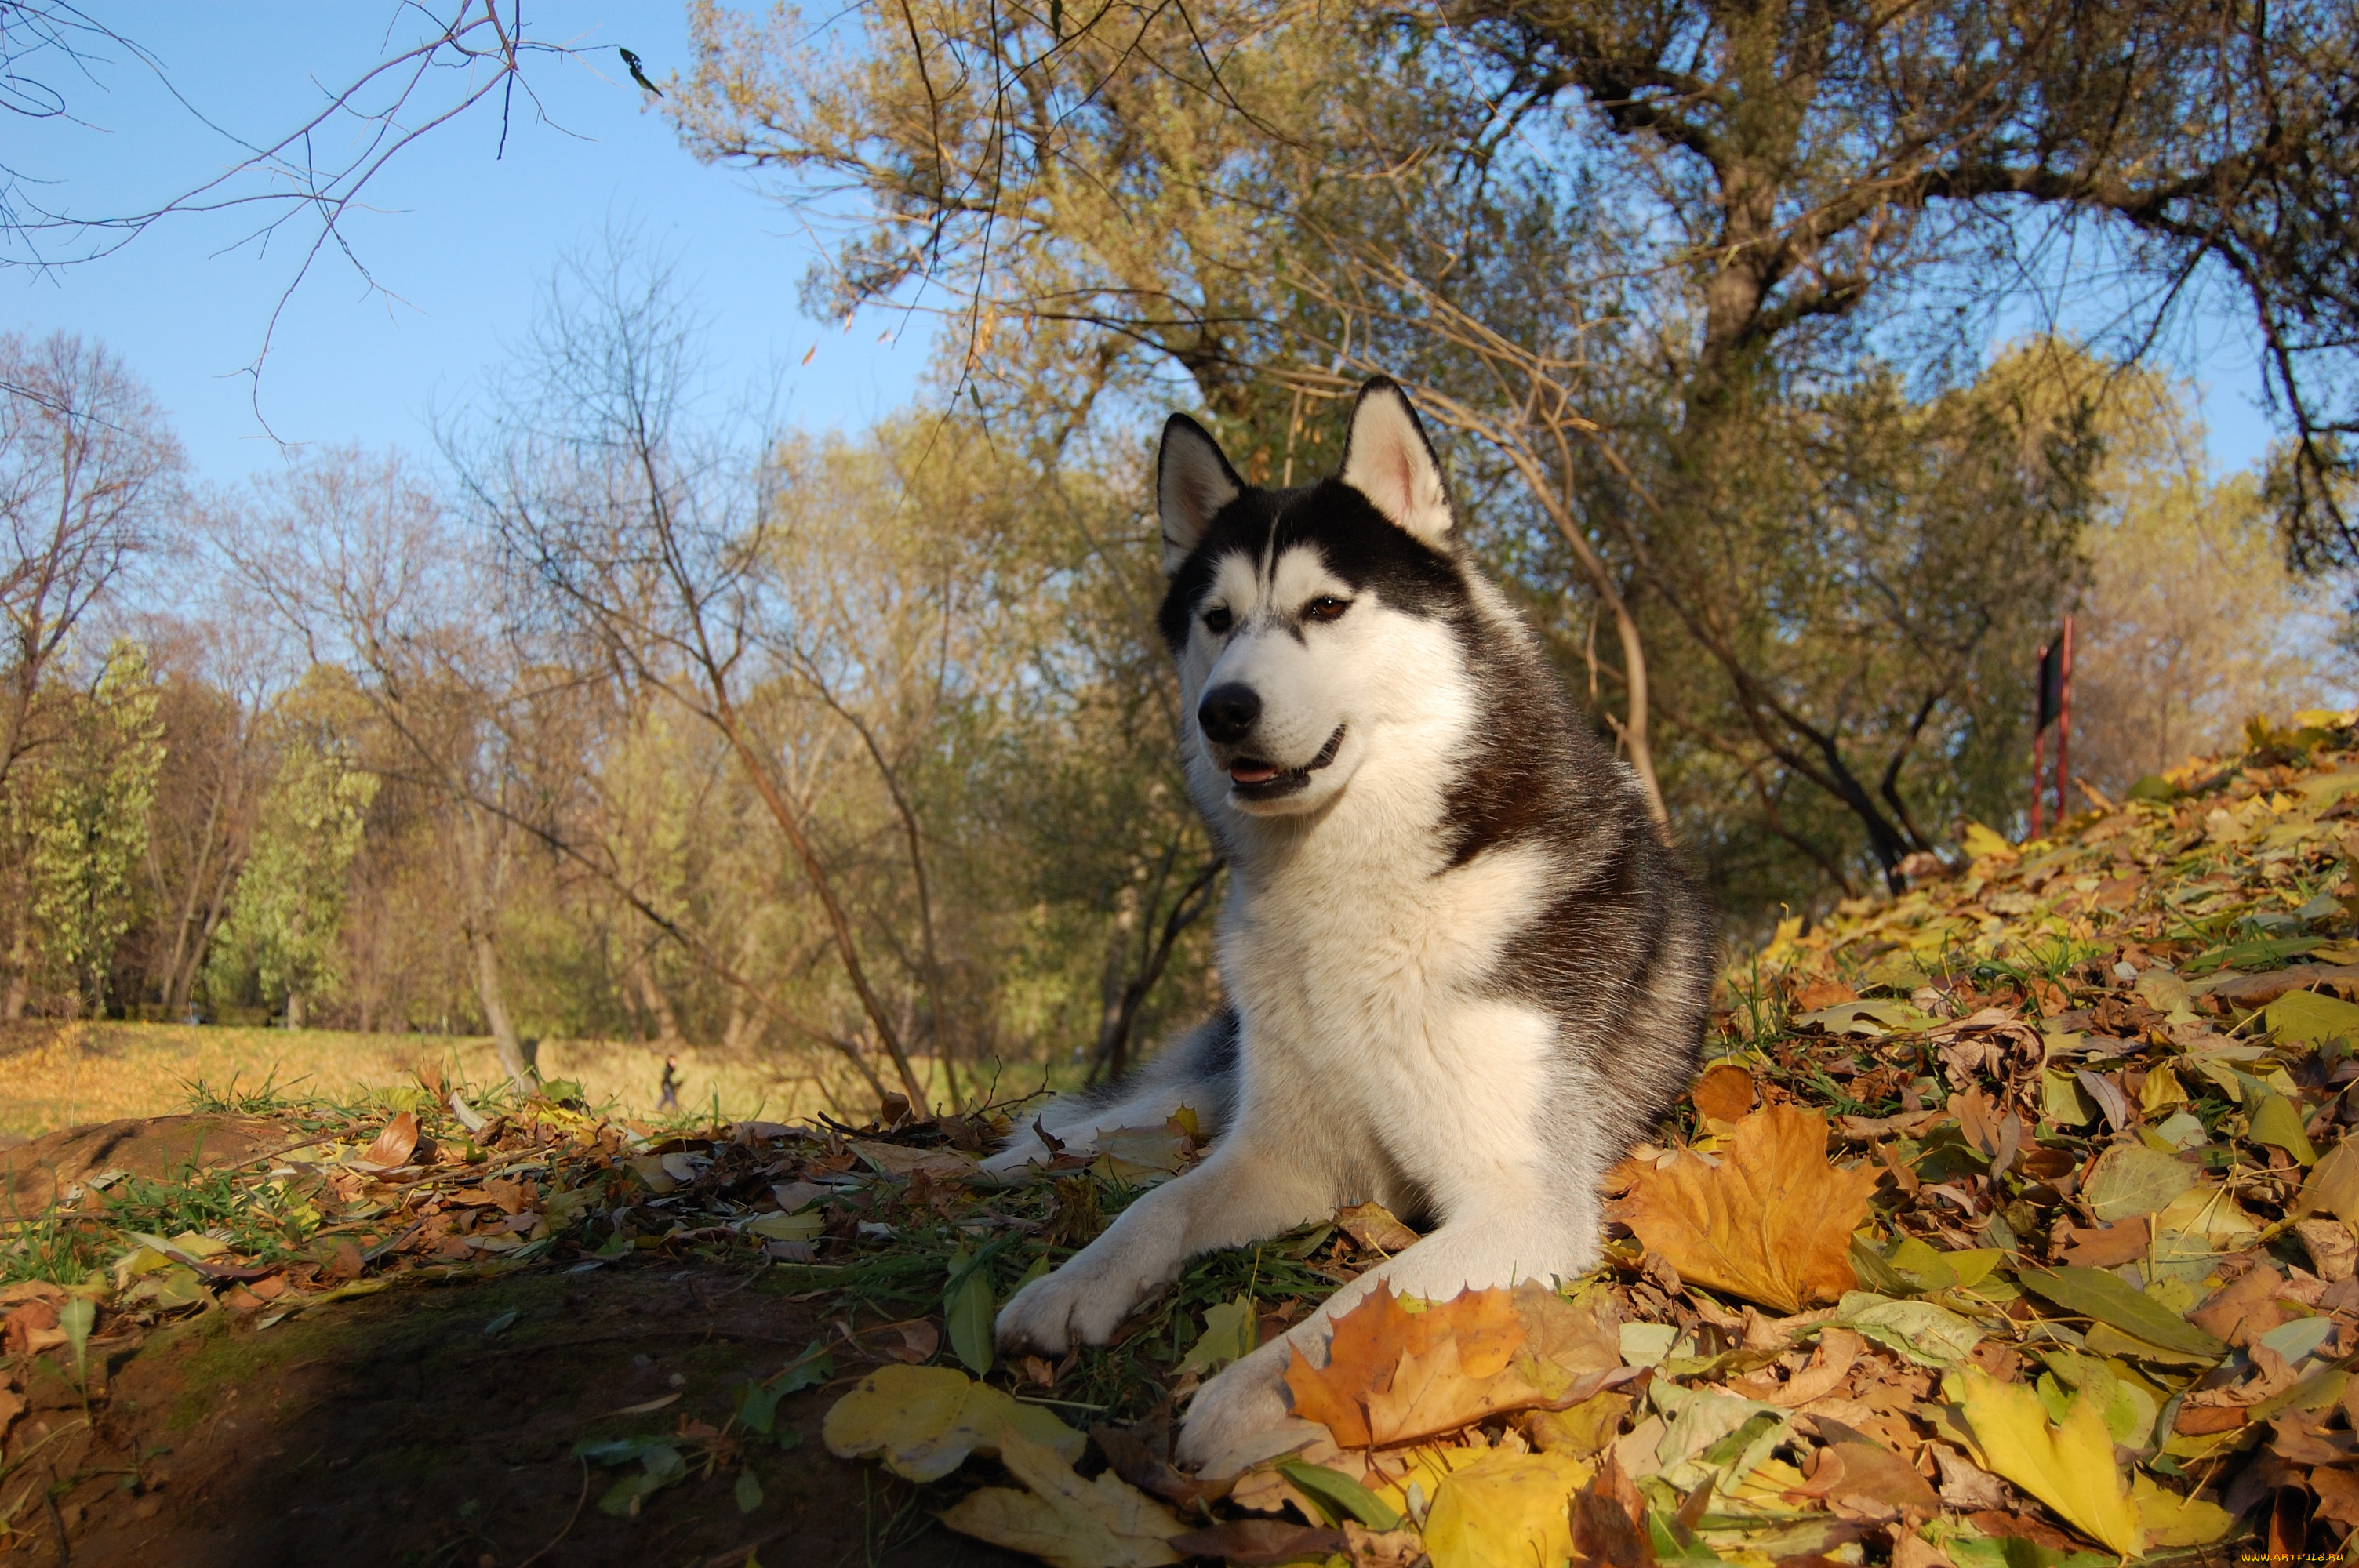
[1339,377,1452,549]
[1157,414,1243,575]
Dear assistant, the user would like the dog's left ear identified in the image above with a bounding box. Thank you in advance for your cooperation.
[1158,414,1245,576]
[1339,378,1452,549]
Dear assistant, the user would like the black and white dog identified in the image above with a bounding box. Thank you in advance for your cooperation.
[986,379,1712,1468]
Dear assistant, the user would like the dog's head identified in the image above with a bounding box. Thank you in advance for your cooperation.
[1154,378,1468,819]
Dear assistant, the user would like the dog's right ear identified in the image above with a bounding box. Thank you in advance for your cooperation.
[1157,414,1243,576]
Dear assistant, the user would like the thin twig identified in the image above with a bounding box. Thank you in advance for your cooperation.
[513,1457,588,1568]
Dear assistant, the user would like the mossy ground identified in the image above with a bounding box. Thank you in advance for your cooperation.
[13,1260,1030,1566]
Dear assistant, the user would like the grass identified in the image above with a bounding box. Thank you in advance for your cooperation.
[0,1022,976,1144]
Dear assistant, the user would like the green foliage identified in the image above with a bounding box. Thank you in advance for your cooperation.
[14,640,165,1012]
[205,729,376,1019]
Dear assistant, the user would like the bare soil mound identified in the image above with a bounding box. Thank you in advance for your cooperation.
[1,1115,283,1218]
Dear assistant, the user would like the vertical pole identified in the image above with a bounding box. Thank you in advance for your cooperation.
[2055,614,2074,826]
[2030,724,2046,840]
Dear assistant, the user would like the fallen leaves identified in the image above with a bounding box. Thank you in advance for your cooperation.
[939,1426,1184,1568]
[1281,1283,1626,1448]
[1956,1368,2142,1556]
[352,1110,420,1171]
[1689,1062,1757,1123]
[1616,1105,1877,1314]
[1174,1294,1256,1379]
[1419,1446,1594,1568]
[2016,1265,2227,1361]
[75,711,2359,1564]
[822,1364,1085,1482]
[1332,1200,1419,1254]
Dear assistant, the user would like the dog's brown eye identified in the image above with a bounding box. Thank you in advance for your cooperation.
[1203,606,1233,634]
[1305,597,1349,622]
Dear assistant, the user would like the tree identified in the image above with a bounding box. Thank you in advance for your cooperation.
[1,332,180,797]
[5,638,163,1018]
[668,0,2359,891]
[213,449,542,1087]
[2067,372,2354,793]
[205,730,376,1030]
[456,251,942,1109]
[126,610,282,1016]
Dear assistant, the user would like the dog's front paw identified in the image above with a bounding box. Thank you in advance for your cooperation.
[993,1252,1143,1356]
[1176,1348,1296,1472]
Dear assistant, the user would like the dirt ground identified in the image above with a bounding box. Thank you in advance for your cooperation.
[4,1259,1036,1567]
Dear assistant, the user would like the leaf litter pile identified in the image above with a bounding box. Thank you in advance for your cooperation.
[18,715,2359,1563]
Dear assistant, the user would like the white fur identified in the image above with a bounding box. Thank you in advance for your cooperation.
[994,514,1606,1468]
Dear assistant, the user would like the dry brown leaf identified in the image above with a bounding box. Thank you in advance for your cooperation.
[2055,1221,2150,1268]
[1929,1446,2010,1512]
[1793,978,1859,1011]
[1615,1105,1878,1314]
[358,1111,419,1169]
[1167,1520,1344,1566]
[2190,1263,2288,1347]
[1768,1326,1863,1408]
[1892,1529,1955,1568]
[1568,1449,1652,1568]
[1691,1062,1758,1123]
[1791,1439,1940,1522]
[2295,1218,2359,1283]
[887,1320,941,1364]
[1334,1201,1419,1255]
[2312,1466,2359,1530]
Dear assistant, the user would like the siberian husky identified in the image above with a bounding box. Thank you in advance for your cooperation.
[987,378,1712,1468]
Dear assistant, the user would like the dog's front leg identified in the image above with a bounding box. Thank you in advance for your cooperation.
[1177,1196,1599,1470]
[996,1138,1334,1356]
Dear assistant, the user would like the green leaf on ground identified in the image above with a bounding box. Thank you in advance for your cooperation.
[945,1247,996,1375]
[2081,1145,2196,1222]
[2016,1266,2226,1360]
[1174,1294,1257,1379]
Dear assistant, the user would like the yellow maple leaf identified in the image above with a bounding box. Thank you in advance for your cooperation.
[1615,1105,1877,1315]
[1956,1369,2141,1557]
[1420,1447,1594,1568]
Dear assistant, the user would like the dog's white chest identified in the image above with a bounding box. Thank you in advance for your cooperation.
[1223,839,1561,1200]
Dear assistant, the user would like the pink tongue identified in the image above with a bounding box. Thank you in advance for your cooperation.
[1230,764,1279,785]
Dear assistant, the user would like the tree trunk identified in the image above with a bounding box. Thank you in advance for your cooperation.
[719,928,763,1054]
[285,989,307,1030]
[634,956,685,1048]
[1089,855,1224,1083]
[467,923,534,1090]
[2,919,28,1022]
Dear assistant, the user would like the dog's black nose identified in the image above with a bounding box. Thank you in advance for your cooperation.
[1197,683,1261,744]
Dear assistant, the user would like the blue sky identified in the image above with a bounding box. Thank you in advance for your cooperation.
[6,5,932,486]
[5,5,2288,490]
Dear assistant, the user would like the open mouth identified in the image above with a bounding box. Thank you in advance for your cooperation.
[1227,727,1346,800]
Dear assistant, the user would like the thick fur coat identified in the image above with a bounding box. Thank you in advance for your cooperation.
[985,379,1713,1470]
